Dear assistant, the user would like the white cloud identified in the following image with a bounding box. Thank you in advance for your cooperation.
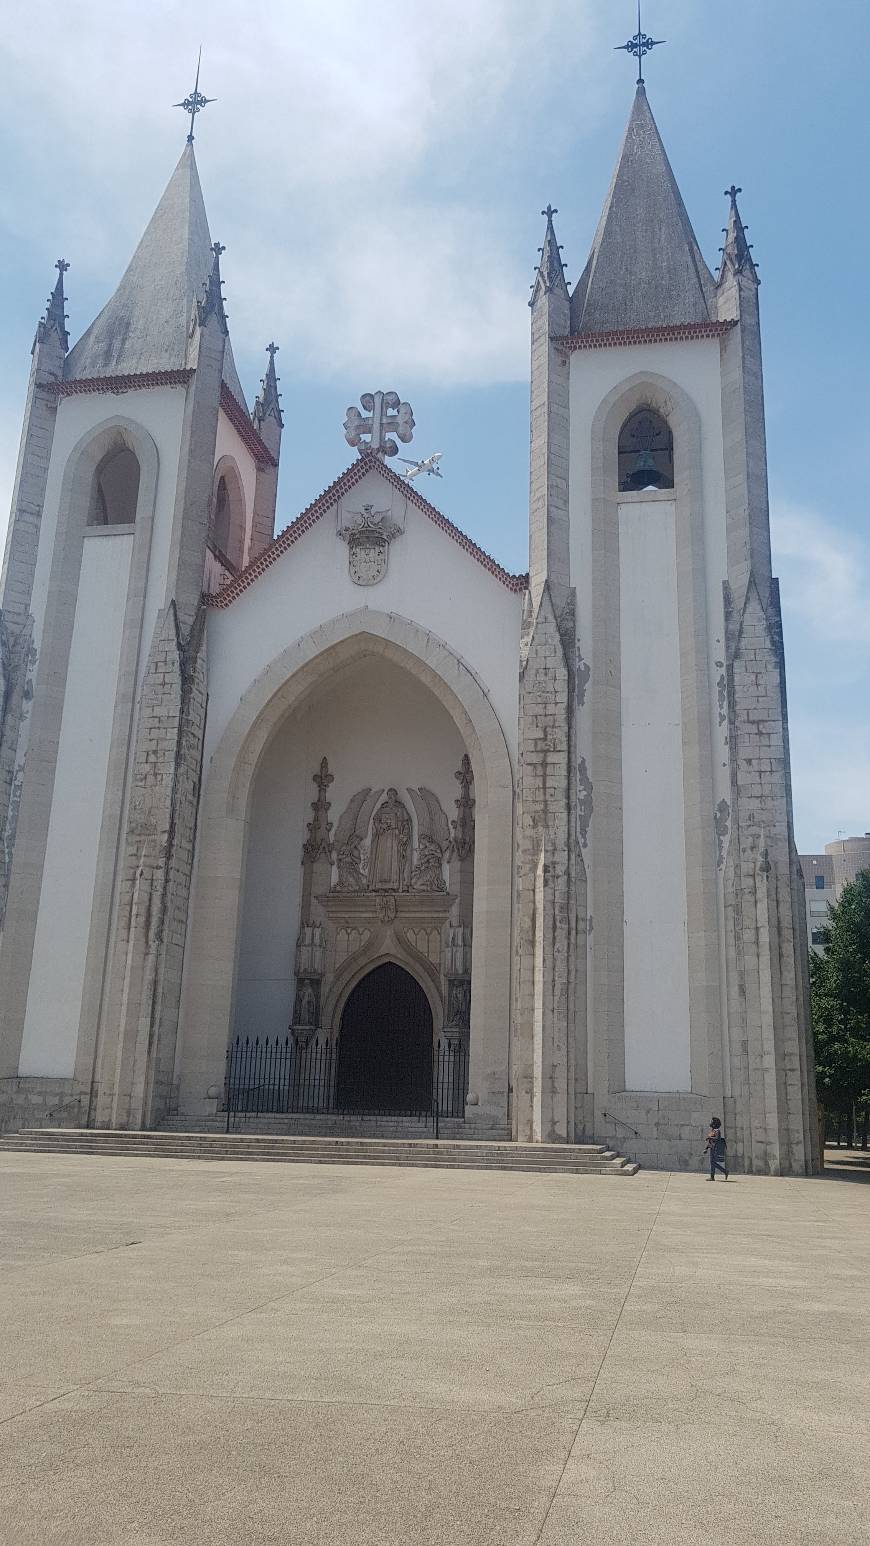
[0,0,606,386]
[770,498,870,849]
[771,498,870,648]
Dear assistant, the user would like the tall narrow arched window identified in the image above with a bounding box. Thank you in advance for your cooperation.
[87,446,141,526]
[209,461,246,571]
[618,408,674,492]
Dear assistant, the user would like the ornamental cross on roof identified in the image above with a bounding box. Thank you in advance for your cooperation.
[344,391,415,458]
[173,47,215,143]
[615,1,665,85]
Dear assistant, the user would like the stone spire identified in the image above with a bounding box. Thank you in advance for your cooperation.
[197,240,229,333]
[249,343,284,561]
[39,259,70,352]
[530,206,569,308]
[718,185,758,285]
[64,144,247,405]
[570,85,716,333]
[253,342,283,431]
[528,203,570,604]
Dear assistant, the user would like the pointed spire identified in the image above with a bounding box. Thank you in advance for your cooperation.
[718,185,759,285]
[571,85,716,333]
[65,145,247,404]
[39,258,70,351]
[198,240,229,333]
[253,342,283,430]
[530,206,569,308]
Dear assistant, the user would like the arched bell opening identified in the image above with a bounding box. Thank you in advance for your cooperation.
[617,406,674,492]
[87,445,141,526]
[209,458,246,572]
[335,962,433,1114]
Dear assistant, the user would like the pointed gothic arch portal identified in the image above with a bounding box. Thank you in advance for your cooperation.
[336,962,433,1115]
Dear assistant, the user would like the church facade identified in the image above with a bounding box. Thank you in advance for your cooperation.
[0,85,819,1172]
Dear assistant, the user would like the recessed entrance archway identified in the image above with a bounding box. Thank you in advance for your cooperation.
[336,962,433,1114]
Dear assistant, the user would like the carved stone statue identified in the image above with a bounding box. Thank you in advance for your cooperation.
[368,789,412,892]
[408,787,451,893]
[446,976,471,1030]
[333,787,383,892]
[411,834,447,893]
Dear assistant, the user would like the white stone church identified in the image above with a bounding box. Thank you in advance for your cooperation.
[0,83,819,1172]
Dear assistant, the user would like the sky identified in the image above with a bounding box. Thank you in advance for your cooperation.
[0,0,867,851]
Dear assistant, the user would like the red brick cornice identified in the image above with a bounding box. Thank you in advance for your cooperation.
[207,452,527,608]
[554,320,737,351]
[54,369,193,395]
[220,382,276,467]
[52,371,276,468]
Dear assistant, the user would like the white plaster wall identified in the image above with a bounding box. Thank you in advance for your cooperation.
[570,340,731,1099]
[235,654,466,1040]
[29,387,186,679]
[204,466,521,780]
[569,339,730,816]
[619,498,691,1091]
[19,531,133,1075]
[214,410,258,566]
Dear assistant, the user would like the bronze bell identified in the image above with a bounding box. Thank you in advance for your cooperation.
[624,448,668,491]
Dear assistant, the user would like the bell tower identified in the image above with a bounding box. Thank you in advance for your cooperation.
[0,127,282,1132]
[514,76,818,1173]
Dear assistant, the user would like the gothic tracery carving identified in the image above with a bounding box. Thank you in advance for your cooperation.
[451,754,475,860]
[303,758,334,862]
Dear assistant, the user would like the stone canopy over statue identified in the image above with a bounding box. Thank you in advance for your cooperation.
[368,789,412,892]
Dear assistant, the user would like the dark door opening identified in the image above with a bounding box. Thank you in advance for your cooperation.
[336,963,433,1114]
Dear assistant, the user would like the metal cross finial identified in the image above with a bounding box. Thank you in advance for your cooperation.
[266,341,279,360]
[173,47,215,143]
[615,1,665,85]
[55,258,70,276]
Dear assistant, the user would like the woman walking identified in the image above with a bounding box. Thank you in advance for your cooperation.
[705,1117,728,1181]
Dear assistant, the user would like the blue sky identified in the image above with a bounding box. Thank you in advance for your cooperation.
[0,0,867,850]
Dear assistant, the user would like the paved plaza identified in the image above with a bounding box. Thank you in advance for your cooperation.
[1,1152,868,1545]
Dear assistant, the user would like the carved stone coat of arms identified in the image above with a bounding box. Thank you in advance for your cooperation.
[338,504,403,586]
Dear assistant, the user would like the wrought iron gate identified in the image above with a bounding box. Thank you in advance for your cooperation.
[224,1034,469,1134]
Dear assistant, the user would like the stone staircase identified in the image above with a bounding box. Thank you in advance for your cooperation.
[0,1127,640,1176]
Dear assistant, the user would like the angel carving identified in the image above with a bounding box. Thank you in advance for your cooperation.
[408,787,451,893]
[333,787,384,892]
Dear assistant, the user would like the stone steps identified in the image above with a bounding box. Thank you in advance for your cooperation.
[0,1129,640,1175]
[159,1115,494,1141]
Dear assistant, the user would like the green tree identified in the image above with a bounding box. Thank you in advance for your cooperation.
[810,869,870,1146]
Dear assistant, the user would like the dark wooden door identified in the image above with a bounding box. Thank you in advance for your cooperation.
[336,963,433,1114]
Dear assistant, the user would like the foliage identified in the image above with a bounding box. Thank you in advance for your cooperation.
[810,870,870,1125]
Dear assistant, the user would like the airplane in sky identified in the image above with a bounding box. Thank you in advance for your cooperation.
[397,452,443,481]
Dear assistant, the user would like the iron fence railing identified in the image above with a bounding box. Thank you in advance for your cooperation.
[224,1034,469,1136]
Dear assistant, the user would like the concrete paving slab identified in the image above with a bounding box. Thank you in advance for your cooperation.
[1,1154,868,1545]
[0,1389,576,1546]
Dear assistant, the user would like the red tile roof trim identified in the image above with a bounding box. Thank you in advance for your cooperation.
[207,452,527,608]
[555,320,737,351]
[220,382,276,467]
[54,369,193,395]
